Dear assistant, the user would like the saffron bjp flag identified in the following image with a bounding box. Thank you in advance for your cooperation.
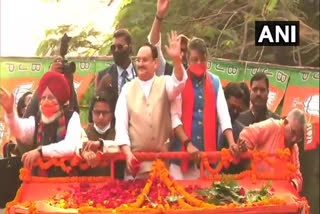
[282,70,319,123]
[282,70,319,151]
[305,122,319,151]
[69,59,96,102]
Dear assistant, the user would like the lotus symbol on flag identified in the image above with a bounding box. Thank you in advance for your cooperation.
[304,95,319,117]
[13,82,34,106]
[267,91,277,109]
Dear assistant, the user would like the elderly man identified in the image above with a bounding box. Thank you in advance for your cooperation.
[18,58,79,156]
[115,31,187,179]
[238,108,305,192]
[24,57,79,119]
[0,71,86,171]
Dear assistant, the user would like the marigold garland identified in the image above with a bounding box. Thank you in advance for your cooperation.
[33,156,110,174]
[7,149,309,214]
[201,148,298,183]
[26,148,298,182]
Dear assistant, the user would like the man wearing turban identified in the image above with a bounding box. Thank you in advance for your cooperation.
[0,71,85,170]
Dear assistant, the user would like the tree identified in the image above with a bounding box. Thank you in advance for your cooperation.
[36,0,319,66]
[36,24,113,57]
[112,0,319,67]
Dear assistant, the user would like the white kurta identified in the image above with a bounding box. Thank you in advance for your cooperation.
[6,111,86,157]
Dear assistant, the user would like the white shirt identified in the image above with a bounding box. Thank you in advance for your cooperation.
[148,33,183,129]
[170,94,183,129]
[148,34,231,132]
[117,63,136,94]
[6,111,85,157]
[147,34,167,76]
[115,69,188,146]
[170,73,232,132]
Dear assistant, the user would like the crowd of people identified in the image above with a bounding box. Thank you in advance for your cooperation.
[0,0,306,193]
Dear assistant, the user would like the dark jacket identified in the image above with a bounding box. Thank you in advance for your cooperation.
[237,109,281,127]
[96,64,119,95]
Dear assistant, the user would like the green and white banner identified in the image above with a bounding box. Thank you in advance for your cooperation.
[0,57,319,154]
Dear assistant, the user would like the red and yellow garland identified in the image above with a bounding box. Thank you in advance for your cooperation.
[5,149,309,214]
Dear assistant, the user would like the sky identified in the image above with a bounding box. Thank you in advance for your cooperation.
[0,0,121,57]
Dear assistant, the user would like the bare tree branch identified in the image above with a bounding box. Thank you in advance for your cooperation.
[239,20,248,60]
[215,11,238,50]
[258,46,265,62]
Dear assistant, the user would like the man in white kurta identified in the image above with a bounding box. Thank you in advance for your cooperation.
[0,71,86,170]
[115,32,187,179]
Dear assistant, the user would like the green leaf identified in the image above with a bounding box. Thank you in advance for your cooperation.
[266,0,279,14]
[144,193,158,208]
[166,195,184,203]
[37,0,319,67]
[198,177,244,205]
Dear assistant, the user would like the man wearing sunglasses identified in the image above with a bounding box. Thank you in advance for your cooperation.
[148,0,189,76]
[96,29,137,95]
[236,108,305,192]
